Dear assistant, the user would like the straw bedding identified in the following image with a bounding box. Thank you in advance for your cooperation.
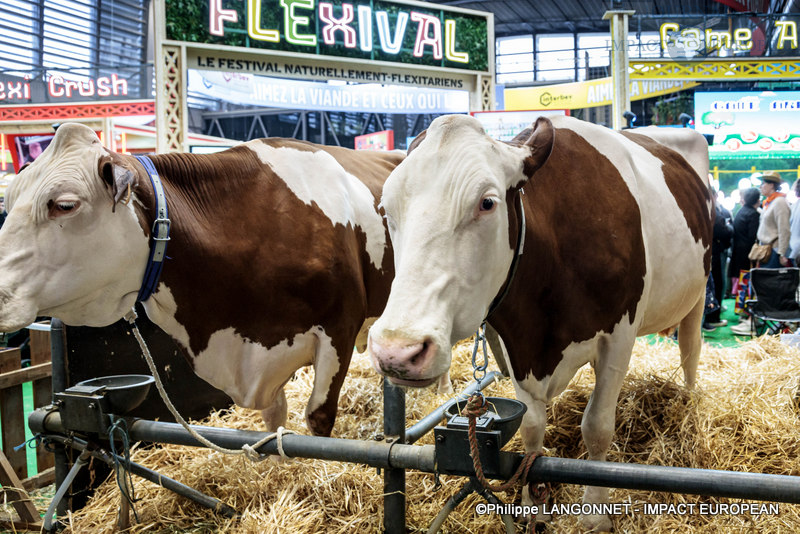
[58,335,800,533]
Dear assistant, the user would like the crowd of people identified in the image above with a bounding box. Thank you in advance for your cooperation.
[706,171,800,335]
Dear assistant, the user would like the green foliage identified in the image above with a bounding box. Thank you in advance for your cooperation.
[444,14,488,71]
[651,92,694,125]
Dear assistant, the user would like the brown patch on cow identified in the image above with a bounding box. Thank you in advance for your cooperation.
[124,140,400,435]
[487,128,647,382]
[504,188,519,251]
[622,131,713,274]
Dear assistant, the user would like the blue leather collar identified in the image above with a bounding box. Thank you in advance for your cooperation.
[134,155,170,302]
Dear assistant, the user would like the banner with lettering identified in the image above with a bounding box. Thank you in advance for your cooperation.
[694,91,800,160]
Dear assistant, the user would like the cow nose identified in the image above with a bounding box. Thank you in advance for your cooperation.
[368,334,438,385]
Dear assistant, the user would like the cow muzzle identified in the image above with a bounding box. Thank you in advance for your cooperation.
[368,334,443,388]
[0,290,37,333]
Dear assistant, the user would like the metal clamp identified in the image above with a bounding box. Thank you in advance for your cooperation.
[471,322,489,384]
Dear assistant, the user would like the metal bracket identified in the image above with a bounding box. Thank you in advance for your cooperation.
[54,388,113,434]
[433,426,503,477]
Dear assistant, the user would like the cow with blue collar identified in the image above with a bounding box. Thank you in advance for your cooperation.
[0,122,405,437]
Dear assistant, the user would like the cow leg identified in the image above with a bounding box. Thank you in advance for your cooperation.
[485,323,511,378]
[260,386,288,432]
[510,383,550,522]
[677,291,705,388]
[305,339,354,437]
[579,336,635,533]
[436,373,454,395]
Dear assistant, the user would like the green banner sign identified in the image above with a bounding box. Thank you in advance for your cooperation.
[166,0,490,72]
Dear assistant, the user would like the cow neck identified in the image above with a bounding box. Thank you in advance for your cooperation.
[133,155,171,302]
[486,190,526,320]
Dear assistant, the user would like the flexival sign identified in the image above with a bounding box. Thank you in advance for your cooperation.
[167,0,490,72]
[190,70,469,112]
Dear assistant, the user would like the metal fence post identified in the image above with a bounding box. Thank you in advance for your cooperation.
[49,319,70,520]
[383,378,406,533]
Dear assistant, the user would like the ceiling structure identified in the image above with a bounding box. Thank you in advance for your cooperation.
[428,0,795,37]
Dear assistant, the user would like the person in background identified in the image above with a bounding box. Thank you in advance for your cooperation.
[755,172,791,268]
[789,180,800,265]
[705,199,733,329]
[0,196,5,230]
[728,187,761,294]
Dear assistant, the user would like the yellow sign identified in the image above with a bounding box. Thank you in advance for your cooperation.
[504,77,700,111]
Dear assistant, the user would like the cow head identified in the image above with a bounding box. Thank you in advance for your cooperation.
[368,115,554,386]
[0,123,149,331]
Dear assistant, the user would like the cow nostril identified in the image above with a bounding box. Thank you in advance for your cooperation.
[409,340,431,366]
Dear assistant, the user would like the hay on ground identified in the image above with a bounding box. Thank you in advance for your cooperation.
[57,336,800,533]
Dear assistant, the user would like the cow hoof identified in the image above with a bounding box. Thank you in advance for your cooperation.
[580,512,613,532]
[516,511,551,529]
[306,413,335,437]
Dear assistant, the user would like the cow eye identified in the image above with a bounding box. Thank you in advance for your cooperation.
[479,198,495,212]
[47,199,81,219]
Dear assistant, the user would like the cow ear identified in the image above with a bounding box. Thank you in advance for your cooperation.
[518,117,555,179]
[407,130,427,155]
[98,156,136,213]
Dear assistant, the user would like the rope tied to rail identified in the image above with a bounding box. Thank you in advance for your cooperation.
[124,307,296,461]
[461,392,549,504]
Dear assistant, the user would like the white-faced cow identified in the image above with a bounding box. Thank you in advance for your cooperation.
[368,115,712,531]
[0,122,406,437]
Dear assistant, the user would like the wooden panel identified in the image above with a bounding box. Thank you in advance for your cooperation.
[22,466,55,491]
[28,328,54,472]
[0,363,51,389]
[0,449,39,523]
[0,348,27,481]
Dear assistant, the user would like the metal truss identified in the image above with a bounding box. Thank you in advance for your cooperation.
[630,58,800,80]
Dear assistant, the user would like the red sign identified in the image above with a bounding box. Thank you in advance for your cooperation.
[355,130,394,151]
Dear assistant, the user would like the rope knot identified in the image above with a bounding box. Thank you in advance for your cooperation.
[463,393,547,497]
[461,393,488,418]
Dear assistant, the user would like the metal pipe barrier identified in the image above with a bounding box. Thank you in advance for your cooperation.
[44,434,238,520]
[30,409,800,505]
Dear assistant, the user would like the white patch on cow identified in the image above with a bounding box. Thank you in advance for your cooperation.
[305,326,339,416]
[144,284,333,413]
[245,141,386,269]
[143,284,191,349]
[547,116,708,333]
[193,327,316,409]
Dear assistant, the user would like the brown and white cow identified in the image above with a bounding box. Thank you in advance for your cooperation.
[0,122,406,437]
[368,115,712,531]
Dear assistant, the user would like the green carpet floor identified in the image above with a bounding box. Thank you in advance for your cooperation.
[699,297,753,348]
